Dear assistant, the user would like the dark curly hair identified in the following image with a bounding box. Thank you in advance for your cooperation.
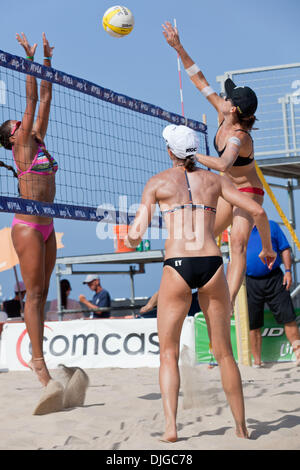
[0,120,13,150]
[0,120,18,179]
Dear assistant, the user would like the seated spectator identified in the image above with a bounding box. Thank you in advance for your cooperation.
[2,281,26,319]
[79,275,111,318]
[47,279,82,321]
[139,290,201,317]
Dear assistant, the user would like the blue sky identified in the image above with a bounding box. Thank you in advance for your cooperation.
[0,0,299,302]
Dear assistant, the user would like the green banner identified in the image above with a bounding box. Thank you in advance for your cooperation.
[194,309,300,364]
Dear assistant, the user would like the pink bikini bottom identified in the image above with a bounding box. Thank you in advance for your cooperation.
[12,216,54,242]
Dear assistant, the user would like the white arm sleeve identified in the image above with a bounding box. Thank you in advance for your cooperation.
[228,136,241,147]
[185,64,200,77]
[201,86,215,98]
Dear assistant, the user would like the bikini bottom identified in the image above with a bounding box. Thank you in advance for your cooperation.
[12,216,54,242]
[238,187,264,196]
[163,256,223,289]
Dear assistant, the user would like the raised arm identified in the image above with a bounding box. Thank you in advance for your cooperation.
[219,175,276,269]
[33,33,54,141]
[125,177,158,248]
[15,33,38,144]
[162,21,224,119]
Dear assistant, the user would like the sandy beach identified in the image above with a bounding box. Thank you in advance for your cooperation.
[0,361,299,451]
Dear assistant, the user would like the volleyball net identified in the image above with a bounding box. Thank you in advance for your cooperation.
[0,50,209,227]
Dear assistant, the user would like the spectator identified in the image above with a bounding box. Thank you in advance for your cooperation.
[139,291,158,315]
[246,220,300,367]
[79,275,111,318]
[47,279,82,321]
[140,290,201,317]
[2,281,26,319]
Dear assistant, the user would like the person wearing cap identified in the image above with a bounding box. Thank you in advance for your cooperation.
[162,22,264,312]
[2,281,26,319]
[125,123,276,442]
[79,275,111,319]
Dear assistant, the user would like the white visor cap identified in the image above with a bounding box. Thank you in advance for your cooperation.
[162,124,199,159]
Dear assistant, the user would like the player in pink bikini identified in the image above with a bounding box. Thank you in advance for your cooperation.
[163,22,265,310]
[0,32,56,388]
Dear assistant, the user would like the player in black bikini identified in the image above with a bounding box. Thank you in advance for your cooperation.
[162,22,264,311]
[125,124,275,443]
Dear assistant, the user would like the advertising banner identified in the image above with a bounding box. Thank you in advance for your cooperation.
[0,317,195,371]
[194,310,300,364]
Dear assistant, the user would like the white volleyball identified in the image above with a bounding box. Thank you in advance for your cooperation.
[102,6,134,38]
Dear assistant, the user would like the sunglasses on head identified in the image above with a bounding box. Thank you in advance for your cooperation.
[10,121,21,137]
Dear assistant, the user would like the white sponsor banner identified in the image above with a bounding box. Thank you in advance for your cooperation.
[0,317,195,371]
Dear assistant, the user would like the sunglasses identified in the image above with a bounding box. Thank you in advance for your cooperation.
[10,121,21,137]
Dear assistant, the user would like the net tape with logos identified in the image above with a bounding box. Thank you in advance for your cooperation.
[0,50,209,227]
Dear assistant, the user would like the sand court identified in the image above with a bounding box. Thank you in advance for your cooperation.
[0,362,300,450]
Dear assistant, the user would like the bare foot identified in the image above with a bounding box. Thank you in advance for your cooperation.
[236,425,249,439]
[28,357,51,387]
[159,425,177,443]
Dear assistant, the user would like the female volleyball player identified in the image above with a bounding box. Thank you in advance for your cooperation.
[0,33,56,389]
[125,124,276,442]
[162,22,264,311]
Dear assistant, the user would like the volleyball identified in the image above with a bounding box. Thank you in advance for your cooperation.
[102,6,134,38]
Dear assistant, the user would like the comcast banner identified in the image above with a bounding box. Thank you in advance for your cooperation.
[194,310,300,364]
[0,317,195,371]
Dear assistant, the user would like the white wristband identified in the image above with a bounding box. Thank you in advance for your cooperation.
[228,136,241,147]
[185,63,200,77]
[201,85,215,98]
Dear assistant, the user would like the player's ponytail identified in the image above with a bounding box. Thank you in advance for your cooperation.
[184,156,196,172]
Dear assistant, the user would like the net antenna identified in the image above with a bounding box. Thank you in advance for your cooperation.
[173,19,186,123]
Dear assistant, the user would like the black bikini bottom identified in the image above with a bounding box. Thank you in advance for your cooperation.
[163,256,223,289]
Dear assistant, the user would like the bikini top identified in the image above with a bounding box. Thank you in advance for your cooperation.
[160,168,216,215]
[214,121,254,167]
[12,142,58,178]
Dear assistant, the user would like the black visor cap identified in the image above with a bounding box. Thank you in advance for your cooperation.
[224,78,258,117]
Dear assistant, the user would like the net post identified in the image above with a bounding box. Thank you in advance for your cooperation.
[234,278,252,366]
[227,227,252,366]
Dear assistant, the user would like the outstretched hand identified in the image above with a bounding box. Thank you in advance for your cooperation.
[43,32,54,58]
[162,21,181,50]
[16,32,37,58]
[258,248,277,271]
